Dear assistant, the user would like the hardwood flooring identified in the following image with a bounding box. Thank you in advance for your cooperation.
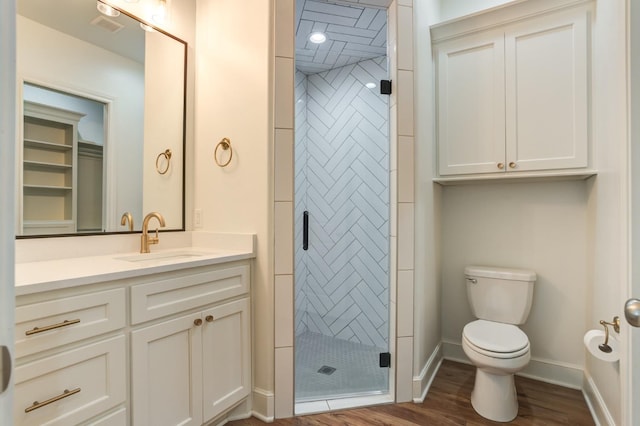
[228,360,595,425]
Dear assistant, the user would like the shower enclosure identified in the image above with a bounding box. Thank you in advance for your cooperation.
[294,0,390,403]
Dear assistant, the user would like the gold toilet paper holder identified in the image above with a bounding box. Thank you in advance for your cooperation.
[598,316,620,353]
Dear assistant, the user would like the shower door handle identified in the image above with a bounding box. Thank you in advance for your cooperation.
[303,211,309,250]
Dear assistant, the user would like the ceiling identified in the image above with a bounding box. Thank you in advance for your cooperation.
[17,0,145,63]
[295,0,390,75]
[20,0,389,75]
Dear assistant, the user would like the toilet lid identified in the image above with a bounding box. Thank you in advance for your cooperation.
[463,320,529,353]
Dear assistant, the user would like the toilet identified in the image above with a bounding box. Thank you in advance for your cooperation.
[461,265,536,422]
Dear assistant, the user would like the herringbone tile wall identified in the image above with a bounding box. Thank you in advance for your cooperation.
[294,56,390,349]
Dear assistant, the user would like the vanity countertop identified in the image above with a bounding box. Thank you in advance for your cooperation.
[15,247,254,296]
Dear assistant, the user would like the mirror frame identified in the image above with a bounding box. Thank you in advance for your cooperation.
[16,1,188,239]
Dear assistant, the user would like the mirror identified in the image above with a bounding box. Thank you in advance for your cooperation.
[16,0,186,237]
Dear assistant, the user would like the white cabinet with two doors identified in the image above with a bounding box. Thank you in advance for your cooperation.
[433,1,595,181]
[130,265,251,426]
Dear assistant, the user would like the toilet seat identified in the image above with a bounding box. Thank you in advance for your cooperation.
[463,320,529,359]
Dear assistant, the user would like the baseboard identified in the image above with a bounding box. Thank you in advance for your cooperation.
[251,387,275,423]
[582,371,615,426]
[441,340,584,389]
[412,343,443,403]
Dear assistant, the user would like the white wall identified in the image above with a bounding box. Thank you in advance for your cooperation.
[194,0,273,410]
[437,0,517,23]
[441,181,588,380]
[413,0,443,396]
[584,1,629,424]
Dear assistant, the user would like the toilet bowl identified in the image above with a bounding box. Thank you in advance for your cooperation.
[462,320,530,422]
[462,266,536,422]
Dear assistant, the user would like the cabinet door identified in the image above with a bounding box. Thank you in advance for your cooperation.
[132,314,203,426]
[436,29,506,176]
[202,298,251,422]
[504,8,589,172]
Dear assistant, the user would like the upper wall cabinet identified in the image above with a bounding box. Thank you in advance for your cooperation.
[432,0,595,182]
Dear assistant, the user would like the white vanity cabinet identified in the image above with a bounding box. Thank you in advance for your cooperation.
[433,1,593,180]
[14,288,127,426]
[131,264,251,426]
[15,253,253,426]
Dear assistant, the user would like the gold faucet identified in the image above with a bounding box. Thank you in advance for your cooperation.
[141,212,166,253]
[120,212,134,231]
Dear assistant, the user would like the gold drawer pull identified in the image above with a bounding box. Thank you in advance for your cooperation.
[25,388,81,413]
[205,315,214,323]
[25,319,80,336]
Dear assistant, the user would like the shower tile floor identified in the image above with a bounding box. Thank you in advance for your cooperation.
[295,331,388,401]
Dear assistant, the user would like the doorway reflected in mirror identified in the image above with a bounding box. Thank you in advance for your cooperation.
[21,83,108,235]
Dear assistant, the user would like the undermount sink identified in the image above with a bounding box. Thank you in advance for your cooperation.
[116,251,206,263]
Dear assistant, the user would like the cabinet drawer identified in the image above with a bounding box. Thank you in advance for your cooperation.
[131,265,249,324]
[14,335,126,426]
[16,288,126,358]
[86,408,127,426]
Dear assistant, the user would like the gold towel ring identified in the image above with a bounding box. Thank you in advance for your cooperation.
[214,137,233,167]
[156,149,172,174]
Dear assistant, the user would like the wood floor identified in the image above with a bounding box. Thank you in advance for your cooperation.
[228,360,595,425]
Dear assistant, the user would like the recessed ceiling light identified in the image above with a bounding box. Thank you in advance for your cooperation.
[366,82,377,89]
[309,32,327,44]
[96,1,120,17]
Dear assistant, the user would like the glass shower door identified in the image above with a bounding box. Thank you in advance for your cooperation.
[294,56,390,402]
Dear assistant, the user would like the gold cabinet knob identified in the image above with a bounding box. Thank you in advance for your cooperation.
[497,162,504,170]
[509,162,517,169]
[194,318,203,326]
[205,315,214,323]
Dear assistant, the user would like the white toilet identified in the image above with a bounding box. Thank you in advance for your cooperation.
[462,265,536,422]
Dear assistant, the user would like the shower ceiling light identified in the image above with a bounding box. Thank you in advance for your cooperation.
[97,1,120,17]
[366,82,377,89]
[309,32,327,44]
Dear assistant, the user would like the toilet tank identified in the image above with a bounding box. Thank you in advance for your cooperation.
[465,266,536,325]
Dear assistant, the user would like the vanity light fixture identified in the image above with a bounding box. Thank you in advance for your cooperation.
[140,23,156,32]
[309,32,327,44]
[152,0,168,24]
[96,1,120,17]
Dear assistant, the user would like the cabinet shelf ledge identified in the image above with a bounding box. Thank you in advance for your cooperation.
[24,139,72,151]
[433,169,598,185]
[24,160,72,170]
[24,184,73,191]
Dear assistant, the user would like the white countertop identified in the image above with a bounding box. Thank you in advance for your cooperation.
[15,232,256,296]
